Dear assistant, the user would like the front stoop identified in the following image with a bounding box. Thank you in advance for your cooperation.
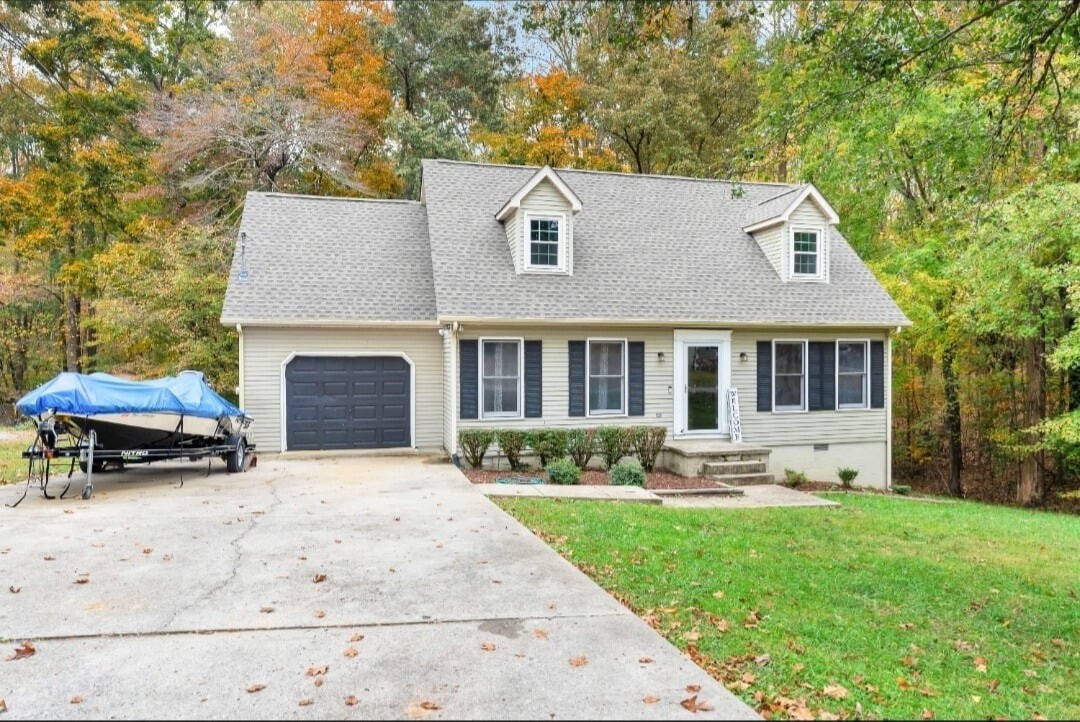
[660,440,775,486]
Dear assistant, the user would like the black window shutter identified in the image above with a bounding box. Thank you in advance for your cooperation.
[459,339,478,420]
[628,341,645,416]
[807,342,836,411]
[524,340,542,418]
[756,341,772,411]
[870,340,885,409]
[568,340,586,417]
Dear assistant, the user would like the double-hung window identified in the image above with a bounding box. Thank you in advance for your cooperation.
[791,228,820,278]
[525,213,566,272]
[481,339,522,418]
[773,340,806,411]
[837,340,868,409]
[587,339,625,415]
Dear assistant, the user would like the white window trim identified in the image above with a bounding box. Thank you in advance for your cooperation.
[772,339,808,412]
[789,226,824,280]
[479,337,524,420]
[836,339,870,410]
[586,337,628,418]
[523,211,568,273]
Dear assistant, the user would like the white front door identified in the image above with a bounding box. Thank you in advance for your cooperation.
[674,330,732,437]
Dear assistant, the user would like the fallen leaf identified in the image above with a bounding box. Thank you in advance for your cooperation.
[350,633,365,643]
[755,653,771,666]
[643,695,660,704]
[345,695,359,706]
[743,610,762,628]
[819,713,840,721]
[313,574,327,584]
[298,698,313,707]
[954,639,975,652]
[247,683,266,693]
[314,677,324,688]
[685,631,701,641]
[639,656,653,664]
[680,695,714,713]
[69,696,83,704]
[0,699,6,712]
[9,586,20,594]
[792,663,805,675]
[899,622,916,630]
[260,606,274,613]
[6,641,35,660]
[712,589,725,599]
[742,672,757,684]
[921,709,934,720]
[43,555,55,561]
[420,701,441,710]
[481,642,496,652]
[306,665,328,677]
[686,684,702,693]
[74,576,89,585]
[822,683,849,699]
[394,516,401,522]
[569,656,588,667]
[902,656,918,668]
[142,548,152,555]
[344,646,358,658]
[974,657,988,673]
[64,509,74,514]
[314,610,326,619]
[532,628,548,640]
[406,701,440,718]
[713,617,731,633]
[971,695,981,704]
[1050,638,1065,648]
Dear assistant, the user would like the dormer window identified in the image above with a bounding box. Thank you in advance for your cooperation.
[791,227,822,279]
[525,212,566,272]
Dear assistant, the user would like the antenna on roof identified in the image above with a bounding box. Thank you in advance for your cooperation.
[238,231,249,282]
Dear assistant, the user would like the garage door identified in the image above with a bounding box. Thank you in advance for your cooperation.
[284,356,411,450]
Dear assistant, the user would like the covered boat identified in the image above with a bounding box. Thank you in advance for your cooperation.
[10,370,254,504]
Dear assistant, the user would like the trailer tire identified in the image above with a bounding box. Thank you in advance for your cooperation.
[226,435,246,473]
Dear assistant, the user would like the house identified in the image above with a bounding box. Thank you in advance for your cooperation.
[221,160,911,488]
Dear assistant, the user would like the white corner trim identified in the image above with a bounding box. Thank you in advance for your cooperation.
[279,351,417,453]
[495,165,582,221]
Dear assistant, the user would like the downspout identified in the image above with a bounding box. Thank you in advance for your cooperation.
[236,324,245,409]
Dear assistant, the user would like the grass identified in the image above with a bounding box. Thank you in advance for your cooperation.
[495,494,1080,720]
[0,423,34,485]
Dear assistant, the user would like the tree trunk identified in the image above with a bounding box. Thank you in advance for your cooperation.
[64,290,81,372]
[942,343,963,497]
[1017,335,1046,505]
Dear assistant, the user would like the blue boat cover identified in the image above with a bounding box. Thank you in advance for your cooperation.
[15,370,247,420]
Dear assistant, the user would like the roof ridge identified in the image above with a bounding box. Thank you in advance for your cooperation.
[248,191,421,206]
[755,184,807,206]
[425,158,796,188]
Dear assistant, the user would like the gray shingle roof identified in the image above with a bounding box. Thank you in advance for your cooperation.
[420,160,910,326]
[744,184,807,227]
[221,192,435,324]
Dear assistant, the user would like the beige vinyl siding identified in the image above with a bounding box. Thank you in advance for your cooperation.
[732,328,889,446]
[502,208,521,272]
[520,179,574,274]
[458,325,674,434]
[785,200,832,283]
[240,326,443,453]
[752,224,785,279]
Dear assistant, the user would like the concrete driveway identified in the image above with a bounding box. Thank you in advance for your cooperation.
[0,455,759,720]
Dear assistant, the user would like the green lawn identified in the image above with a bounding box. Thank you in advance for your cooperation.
[496,494,1080,720]
[0,423,35,485]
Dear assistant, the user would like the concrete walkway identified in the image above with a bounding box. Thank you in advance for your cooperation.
[0,455,759,720]
[479,482,838,509]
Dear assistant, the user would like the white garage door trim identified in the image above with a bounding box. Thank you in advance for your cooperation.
[279,351,417,452]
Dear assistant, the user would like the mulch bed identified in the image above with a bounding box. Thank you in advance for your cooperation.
[462,467,743,490]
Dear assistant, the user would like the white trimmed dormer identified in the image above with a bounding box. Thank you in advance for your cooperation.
[743,184,839,283]
[495,165,582,275]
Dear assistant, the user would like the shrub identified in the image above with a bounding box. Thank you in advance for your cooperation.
[894,484,912,496]
[610,459,646,486]
[566,427,597,469]
[783,468,809,487]
[546,457,581,485]
[496,429,529,471]
[596,425,631,470]
[629,425,667,472]
[837,467,859,488]
[530,428,569,467]
[458,429,495,469]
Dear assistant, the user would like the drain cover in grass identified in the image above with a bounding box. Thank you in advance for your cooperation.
[495,476,543,485]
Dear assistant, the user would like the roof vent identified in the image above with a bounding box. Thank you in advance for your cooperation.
[237,231,249,282]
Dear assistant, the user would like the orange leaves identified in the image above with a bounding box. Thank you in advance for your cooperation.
[313,573,327,584]
[974,656,988,673]
[406,700,442,718]
[6,641,35,661]
[344,647,359,658]
[246,683,266,693]
[481,642,496,652]
[680,695,715,713]
[822,683,849,700]
[532,628,548,640]
[569,656,588,668]
[643,695,660,704]
[344,695,359,706]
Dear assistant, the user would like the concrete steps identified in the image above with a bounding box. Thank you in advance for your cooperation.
[706,472,776,486]
[652,485,744,497]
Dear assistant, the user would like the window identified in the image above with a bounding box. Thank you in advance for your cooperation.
[791,228,820,277]
[525,213,566,271]
[587,339,625,415]
[773,340,806,411]
[837,341,868,409]
[481,339,522,418]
